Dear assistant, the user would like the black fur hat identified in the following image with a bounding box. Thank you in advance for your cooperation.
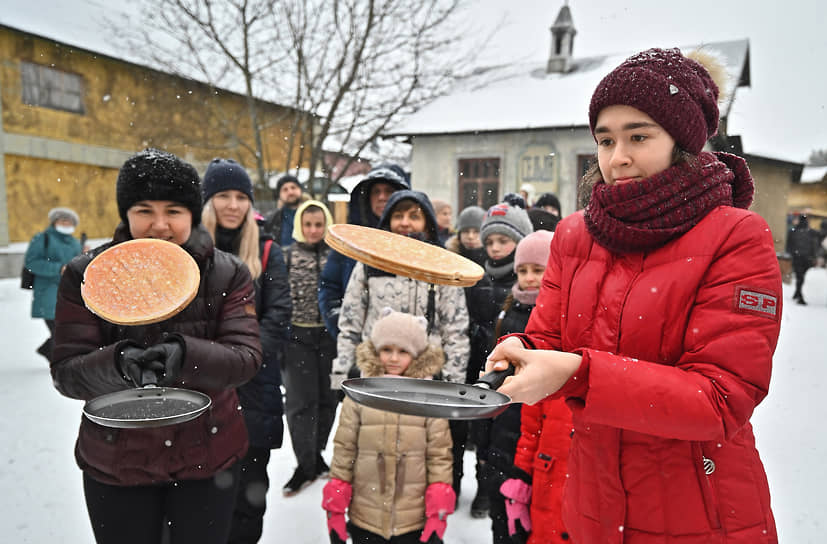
[116,148,202,226]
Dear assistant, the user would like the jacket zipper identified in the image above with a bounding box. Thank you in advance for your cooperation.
[615,254,644,347]
[692,442,722,529]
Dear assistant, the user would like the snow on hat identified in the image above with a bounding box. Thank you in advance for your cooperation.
[202,158,254,203]
[48,207,79,226]
[514,230,554,270]
[480,203,533,244]
[589,48,721,155]
[370,308,429,357]
[116,148,202,226]
[457,206,485,233]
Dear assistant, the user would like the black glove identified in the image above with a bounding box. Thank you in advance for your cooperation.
[423,533,443,544]
[119,345,150,385]
[140,340,184,386]
[329,530,346,544]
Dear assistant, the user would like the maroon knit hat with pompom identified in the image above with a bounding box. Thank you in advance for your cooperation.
[589,48,720,154]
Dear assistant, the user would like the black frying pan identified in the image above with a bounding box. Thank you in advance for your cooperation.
[83,370,211,429]
[342,367,515,420]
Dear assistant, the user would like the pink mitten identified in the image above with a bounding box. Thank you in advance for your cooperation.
[500,478,532,535]
[322,478,352,541]
[419,482,456,542]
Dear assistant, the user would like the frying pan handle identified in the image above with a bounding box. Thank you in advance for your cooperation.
[141,368,159,387]
[474,365,516,390]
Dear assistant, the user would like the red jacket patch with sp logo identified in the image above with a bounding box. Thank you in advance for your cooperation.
[734,286,779,320]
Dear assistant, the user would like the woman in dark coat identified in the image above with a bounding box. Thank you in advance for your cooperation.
[51,149,263,544]
[200,158,292,543]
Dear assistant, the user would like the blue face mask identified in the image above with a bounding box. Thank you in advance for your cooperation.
[55,225,75,235]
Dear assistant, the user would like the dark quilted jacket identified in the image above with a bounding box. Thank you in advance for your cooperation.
[51,224,262,486]
[464,269,517,383]
[237,236,290,449]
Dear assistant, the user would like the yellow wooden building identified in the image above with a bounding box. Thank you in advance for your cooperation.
[0,23,304,245]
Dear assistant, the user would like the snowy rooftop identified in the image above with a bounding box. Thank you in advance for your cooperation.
[801,165,827,184]
[387,39,749,137]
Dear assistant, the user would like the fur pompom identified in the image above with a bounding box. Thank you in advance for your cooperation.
[687,49,729,104]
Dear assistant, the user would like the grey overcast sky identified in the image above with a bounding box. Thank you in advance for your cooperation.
[0,0,824,162]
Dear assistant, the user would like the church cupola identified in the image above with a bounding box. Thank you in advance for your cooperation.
[547,3,577,74]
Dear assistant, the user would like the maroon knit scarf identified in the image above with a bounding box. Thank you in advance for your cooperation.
[584,152,754,254]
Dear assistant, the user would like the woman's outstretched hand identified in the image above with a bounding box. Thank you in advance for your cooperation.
[484,336,582,405]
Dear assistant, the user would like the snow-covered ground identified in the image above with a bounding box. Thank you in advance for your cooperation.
[1,270,826,543]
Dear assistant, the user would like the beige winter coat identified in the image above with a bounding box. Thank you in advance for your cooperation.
[329,341,453,539]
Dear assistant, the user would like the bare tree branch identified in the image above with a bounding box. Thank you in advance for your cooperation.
[103,0,495,200]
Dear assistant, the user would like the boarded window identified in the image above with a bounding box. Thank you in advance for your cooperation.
[458,157,500,210]
[21,61,85,114]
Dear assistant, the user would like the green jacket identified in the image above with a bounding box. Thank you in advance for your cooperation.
[24,226,81,319]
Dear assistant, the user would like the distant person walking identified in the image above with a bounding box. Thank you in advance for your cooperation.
[23,207,82,360]
[787,213,819,305]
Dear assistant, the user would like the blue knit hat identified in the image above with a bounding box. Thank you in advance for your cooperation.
[202,158,254,203]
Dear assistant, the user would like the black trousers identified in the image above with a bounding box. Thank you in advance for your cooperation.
[83,463,241,544]
[227,447,271,544]
[449,419,467,496]
[37,319,55,358]
[348,522,422,544]
[792,257,811,299]
[282,325,337,476]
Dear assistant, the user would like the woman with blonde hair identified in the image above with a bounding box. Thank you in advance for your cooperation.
[201,158,292,543]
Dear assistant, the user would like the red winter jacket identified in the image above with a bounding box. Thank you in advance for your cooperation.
[518,206,781,543]
[51,225,262,486]
[513,397,573,543]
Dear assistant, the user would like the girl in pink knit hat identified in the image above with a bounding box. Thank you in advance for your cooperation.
[487,47,781,543]
[322,309,456,544]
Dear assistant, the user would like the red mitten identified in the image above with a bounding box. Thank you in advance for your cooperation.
[420,482,456,543]
[500,478,532,535]
[322,478,352,541]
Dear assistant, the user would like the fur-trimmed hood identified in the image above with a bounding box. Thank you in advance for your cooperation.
[355,341,445,379]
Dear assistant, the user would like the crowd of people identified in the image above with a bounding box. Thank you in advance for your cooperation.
[39,45,787,544]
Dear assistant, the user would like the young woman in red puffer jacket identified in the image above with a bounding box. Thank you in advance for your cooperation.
[487,48,781,543]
